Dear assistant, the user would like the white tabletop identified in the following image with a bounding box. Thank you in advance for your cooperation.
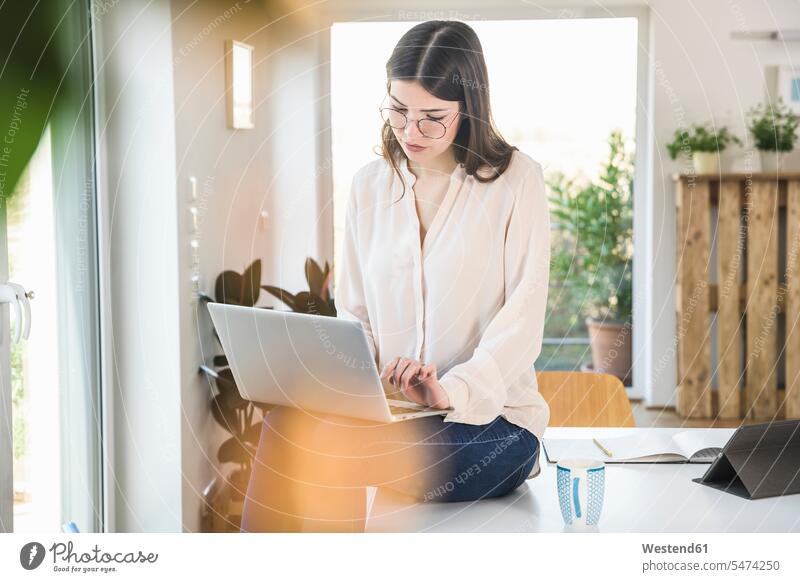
[365,427,800,532]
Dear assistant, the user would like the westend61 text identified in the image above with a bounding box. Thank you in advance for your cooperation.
[642,543,708,554]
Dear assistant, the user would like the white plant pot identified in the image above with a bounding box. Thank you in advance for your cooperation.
[692,152,719,174]
[760,151,783,173]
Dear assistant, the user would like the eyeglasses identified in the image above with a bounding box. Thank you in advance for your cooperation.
[379,107,459,139]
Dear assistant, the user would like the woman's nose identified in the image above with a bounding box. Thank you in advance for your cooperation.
[403,120,423,140]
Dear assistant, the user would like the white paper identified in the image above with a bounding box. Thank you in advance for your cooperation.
[543,430,731,463]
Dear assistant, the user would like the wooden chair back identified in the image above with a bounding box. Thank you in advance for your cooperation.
[537,371,636,427]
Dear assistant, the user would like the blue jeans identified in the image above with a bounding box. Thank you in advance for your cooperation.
[240,405,540,532]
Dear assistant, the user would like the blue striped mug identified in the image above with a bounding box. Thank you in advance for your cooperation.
[556,459,605,527]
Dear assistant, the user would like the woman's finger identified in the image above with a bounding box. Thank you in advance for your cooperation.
[400,373,424,405]
[392,358,413,387]
[418,363,436,381]
[379,358,396,380]
[399,362,422,392]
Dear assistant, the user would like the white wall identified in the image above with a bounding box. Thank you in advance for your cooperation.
[94,0,183,531]
[647,0,800,405]
[95,0,328,532]
[170,0,327,531]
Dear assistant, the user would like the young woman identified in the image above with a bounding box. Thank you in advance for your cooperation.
[240,20,551,533]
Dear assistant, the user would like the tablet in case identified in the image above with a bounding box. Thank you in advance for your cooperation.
[692,419,800,500]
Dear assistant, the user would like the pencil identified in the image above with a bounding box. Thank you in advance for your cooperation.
[593,437,613,458]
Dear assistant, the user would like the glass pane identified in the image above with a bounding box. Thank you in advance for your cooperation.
[7,128,61,531]
[3,0,102,533]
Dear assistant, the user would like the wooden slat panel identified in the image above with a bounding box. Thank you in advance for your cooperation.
[745,180,779,419]
[708,283,786,313]
[717,181,743,418]
[673,172,800,181]
[676,179,712,418]
[786,179,800,419]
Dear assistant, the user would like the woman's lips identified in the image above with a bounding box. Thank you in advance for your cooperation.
[405,142,427,152]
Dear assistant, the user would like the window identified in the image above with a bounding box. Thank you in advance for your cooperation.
[1,3,103,532]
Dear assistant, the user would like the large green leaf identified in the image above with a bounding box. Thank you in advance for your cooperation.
[215,270,243,305]
[240,259,262,307]
[214,260,261,306]
[293,291,335,316]
[215,368,247,410]
[262,285,296,309]
[253,402,273,417]
[304,258,325,296]
[218,435,253,465]
[243,422,263,447]
[210,393,241,436]
[0,4,69,203]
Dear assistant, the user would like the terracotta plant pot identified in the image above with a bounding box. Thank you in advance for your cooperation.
[585,317,632,386]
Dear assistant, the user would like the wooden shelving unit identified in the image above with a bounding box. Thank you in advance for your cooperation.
[674,173,800,420]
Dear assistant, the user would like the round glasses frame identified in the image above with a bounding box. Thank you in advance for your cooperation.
[379,107,460,139]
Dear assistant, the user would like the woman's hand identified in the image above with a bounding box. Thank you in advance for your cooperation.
[379,357,451,409]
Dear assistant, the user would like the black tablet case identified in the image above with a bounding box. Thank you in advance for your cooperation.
[692,419,800,499]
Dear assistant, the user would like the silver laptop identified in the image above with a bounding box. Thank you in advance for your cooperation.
[207,303,453,423]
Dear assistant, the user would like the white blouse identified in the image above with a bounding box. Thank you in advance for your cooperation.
[335,149,551,478]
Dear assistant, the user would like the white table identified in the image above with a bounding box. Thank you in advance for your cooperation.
[365,427,800,532]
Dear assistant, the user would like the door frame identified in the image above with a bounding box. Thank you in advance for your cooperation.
[1,200,12,532]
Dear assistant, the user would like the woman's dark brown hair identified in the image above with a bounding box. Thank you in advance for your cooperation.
[382,20,517,198]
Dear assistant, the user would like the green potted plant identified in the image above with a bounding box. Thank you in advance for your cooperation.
[747,97,799,173]
[666,123,741,174]
[548,131,633,384]
[198,256,336,532]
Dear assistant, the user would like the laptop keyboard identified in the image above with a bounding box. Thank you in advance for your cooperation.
[389,404,424,416]
[387,400,449,416]
[387,398,426,413]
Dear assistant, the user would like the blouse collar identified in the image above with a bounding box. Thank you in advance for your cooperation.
[400,156,466,188]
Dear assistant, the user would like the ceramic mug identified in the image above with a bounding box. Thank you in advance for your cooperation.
[556,458,605,527]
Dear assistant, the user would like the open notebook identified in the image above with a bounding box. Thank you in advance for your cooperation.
[543,430,731,464]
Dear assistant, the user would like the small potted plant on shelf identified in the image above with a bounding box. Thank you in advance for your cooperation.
[548,131,633,385]
[666,123,741,174]
[747,97,799,173]
[198,256,336,532]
